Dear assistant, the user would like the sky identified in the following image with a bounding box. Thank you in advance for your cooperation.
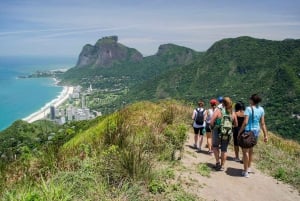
[0,0,299,57]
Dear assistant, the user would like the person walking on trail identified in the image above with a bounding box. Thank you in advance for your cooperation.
[233,101,245,162]
[238,94,268,178]
[205,99,218,155]
[192,100,207,152]
[210,97,237,171]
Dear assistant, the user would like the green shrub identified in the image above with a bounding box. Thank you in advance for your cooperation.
[163,124,187,160]
[172,191,197,201]
[148,179,166,194]
[274,167,288,181]
[196,163,211,177]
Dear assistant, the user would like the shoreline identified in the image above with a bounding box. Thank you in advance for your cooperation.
[23,85,74,123]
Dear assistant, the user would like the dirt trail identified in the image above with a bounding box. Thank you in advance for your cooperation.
[176,132,300,201]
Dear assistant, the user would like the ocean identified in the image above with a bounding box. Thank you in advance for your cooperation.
[0,56,75,131]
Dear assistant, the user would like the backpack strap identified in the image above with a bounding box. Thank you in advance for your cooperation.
[250,106,254,130]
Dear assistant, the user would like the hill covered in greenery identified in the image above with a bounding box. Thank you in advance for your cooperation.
[0,101,195,200]
[122,36,300,141]
[62,36,299,141]
[0,100,299,200]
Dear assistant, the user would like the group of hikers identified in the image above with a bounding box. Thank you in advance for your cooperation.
[192,94,268,178]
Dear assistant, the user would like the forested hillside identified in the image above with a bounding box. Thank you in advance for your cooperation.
[60,36,300,141]
[111,37,300,141]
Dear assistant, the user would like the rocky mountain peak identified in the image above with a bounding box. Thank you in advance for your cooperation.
[76,36,143,68]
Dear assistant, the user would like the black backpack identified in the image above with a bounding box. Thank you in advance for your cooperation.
[195,108,204,125]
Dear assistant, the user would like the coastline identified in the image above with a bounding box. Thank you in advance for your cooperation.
[23,85,74,123]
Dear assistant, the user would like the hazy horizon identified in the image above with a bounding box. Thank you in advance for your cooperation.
[1,0,299,57]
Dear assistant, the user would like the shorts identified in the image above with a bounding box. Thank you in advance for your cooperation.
[205,123,211,132]
[212,127,230,152]
[194,127,205,135]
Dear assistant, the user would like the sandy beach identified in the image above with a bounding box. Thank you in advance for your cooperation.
[23,86,74,123]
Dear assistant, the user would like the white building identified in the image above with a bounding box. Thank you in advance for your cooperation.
[66,106,73,121]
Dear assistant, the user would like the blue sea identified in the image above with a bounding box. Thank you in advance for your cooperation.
[0,56,75,131]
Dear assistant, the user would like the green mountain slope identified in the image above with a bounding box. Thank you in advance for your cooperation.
[0,101,194,200]
[118,37,300,141]
[61,36,300,140]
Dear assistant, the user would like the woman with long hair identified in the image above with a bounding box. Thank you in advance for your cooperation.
[210,97,237,171]
[238,94,268,177]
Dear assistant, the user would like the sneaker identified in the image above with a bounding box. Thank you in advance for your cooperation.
[193,144,197,149]
[242,171,249,178]
[215,162,221,171]
[234,158,241,162]
[196,148,201,153]
[220,166,225,171]
[248,168,253,174]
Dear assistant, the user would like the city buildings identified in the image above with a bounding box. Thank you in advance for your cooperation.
[50,85,100,124]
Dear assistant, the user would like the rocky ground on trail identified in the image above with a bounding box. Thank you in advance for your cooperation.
[174,132,300,201]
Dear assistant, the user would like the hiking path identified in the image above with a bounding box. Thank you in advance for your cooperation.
[175,132,300,201]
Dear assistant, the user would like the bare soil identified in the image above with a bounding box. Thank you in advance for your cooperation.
[175,132,300,201]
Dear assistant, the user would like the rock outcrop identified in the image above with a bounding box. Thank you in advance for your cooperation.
[76,36,143,68]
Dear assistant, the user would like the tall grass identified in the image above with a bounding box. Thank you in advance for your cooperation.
[0,100,194,200]
[255,132,300,191]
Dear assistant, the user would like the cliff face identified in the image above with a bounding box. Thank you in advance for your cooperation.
[76,36,143,68]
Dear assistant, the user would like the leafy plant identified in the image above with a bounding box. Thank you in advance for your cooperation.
[148,179,166,194]
[196,163,211,177]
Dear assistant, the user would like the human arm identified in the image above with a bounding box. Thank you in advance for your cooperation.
[238,115,249,136]
[260,115,268,143]
[192,110,196,120]
[232,113,238,127]
[204,109,208,122]
[210,109,220,128]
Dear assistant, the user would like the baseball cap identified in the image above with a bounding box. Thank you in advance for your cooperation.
[210,99,217,106]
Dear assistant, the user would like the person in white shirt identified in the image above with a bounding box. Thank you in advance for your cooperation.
[192,100,207,152]
[205,99,218,154]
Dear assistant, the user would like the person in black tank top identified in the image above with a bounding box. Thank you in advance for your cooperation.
[233,101,245,162]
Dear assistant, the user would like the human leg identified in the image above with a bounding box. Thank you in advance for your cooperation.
[219,136,230,170]
[248,147,254,170]
[234,145,240,160]
[220,151,227,170]
[193,127,200,148]
[198,128,205,150]
[198,135,203,150]
[241,148,250,177]
[242,148,249,171]
[194,134,198,148]
[233,127,240,160]
[212,128,221,169]
[206,132,212,152]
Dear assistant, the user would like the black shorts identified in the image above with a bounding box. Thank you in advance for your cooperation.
[194,127,205,135]
[206,123,211,132]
